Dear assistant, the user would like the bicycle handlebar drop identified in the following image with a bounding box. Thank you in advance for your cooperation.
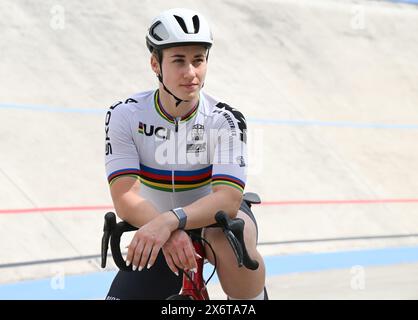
[101,212,116,268]
[101,212,139,271]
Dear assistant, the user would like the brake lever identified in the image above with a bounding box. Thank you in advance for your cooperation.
[215,211,244,267]
[101,212,116,268]
[215,211,259,270]
[224,229,244,267]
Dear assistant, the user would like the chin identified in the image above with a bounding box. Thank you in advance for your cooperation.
[182,91,199,100]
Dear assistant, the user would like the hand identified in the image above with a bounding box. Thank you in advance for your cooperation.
[126,215,172,271]
[162,230,200,275]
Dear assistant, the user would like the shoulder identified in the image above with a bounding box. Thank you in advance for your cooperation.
[105,90,155,120]
[106,90,155,113]
[105,90,155,134]
[201,92,247,129]
[213,101,247,125]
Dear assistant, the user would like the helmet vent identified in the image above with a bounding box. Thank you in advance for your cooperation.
[149,21,169,41]
[174,15,190,34]
[192,15,200,33]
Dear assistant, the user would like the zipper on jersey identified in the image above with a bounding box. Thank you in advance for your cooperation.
[172,170,175,193]
[172,117,181,192]
[174,116,181,133]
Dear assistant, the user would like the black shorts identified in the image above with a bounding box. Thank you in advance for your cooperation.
[239,199,258,242]
[105,200,258,300]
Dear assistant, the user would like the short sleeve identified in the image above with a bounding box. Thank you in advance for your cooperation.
[211,106,248,193]
[104,101,140,185]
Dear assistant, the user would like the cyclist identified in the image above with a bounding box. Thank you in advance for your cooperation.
[104,8,267,300]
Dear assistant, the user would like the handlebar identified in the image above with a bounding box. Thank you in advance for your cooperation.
[101,211,259,271]
[214,211,259,270]
[101,212,138,271]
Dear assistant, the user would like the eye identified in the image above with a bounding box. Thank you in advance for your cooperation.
[173,59,184,63]
[193,59,204,65]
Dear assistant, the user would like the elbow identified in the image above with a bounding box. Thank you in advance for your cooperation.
[230,194,243,219]
[213,185,243,219]
[113,200,127,221]
[111,192,134,221]
[109,177,142,222]
[224,192,243,219]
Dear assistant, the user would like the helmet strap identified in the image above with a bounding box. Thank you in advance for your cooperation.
[157,61,189,108]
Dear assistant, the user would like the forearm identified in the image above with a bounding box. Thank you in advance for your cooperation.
[112,192,161,228]
[180,190,242,230]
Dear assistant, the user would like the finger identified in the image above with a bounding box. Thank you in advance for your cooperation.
[183,246,198,272]
[177,248,191,271]
[138,241,153,270]
[126,238,138,268]
[169,249,185,270]
[146,243,161,270]
[132,239,145,271]
[162,249,179,276]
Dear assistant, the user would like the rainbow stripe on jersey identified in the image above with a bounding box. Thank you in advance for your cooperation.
[108,166,245,193]
[211,174,245,193]
[139,164,212,192]
[108,168,141,185]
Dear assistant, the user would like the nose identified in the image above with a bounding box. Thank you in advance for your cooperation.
[183,63,197,79]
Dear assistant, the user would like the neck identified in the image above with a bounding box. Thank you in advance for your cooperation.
[157,86,199,119]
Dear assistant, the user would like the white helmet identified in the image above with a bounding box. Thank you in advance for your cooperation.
[146,8,213,52]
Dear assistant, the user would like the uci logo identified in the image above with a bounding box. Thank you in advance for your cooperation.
[141,123,171,140]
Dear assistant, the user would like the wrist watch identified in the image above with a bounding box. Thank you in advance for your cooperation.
[170,207,187,230]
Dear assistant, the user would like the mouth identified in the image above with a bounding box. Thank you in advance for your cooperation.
[181,83,199,90]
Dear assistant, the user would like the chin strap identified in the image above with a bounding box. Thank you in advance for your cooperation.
[157,73,189,107]
[157,55,190,107]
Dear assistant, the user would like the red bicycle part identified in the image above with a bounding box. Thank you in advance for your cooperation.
[177,238,209,300]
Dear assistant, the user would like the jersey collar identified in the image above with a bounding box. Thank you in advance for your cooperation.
[154,90,199,124]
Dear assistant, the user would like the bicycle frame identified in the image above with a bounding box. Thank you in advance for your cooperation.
[174,238,209,300]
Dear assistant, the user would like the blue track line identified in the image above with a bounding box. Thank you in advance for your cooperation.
[0,245,417,300]
[388,0,418,4]
[1,103,418,129]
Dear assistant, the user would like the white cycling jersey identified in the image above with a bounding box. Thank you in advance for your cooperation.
[105,89,248,212]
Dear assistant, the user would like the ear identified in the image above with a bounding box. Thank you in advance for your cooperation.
[150,54,160,75]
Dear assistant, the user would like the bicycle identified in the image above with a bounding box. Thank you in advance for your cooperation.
[101,192,261,300]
